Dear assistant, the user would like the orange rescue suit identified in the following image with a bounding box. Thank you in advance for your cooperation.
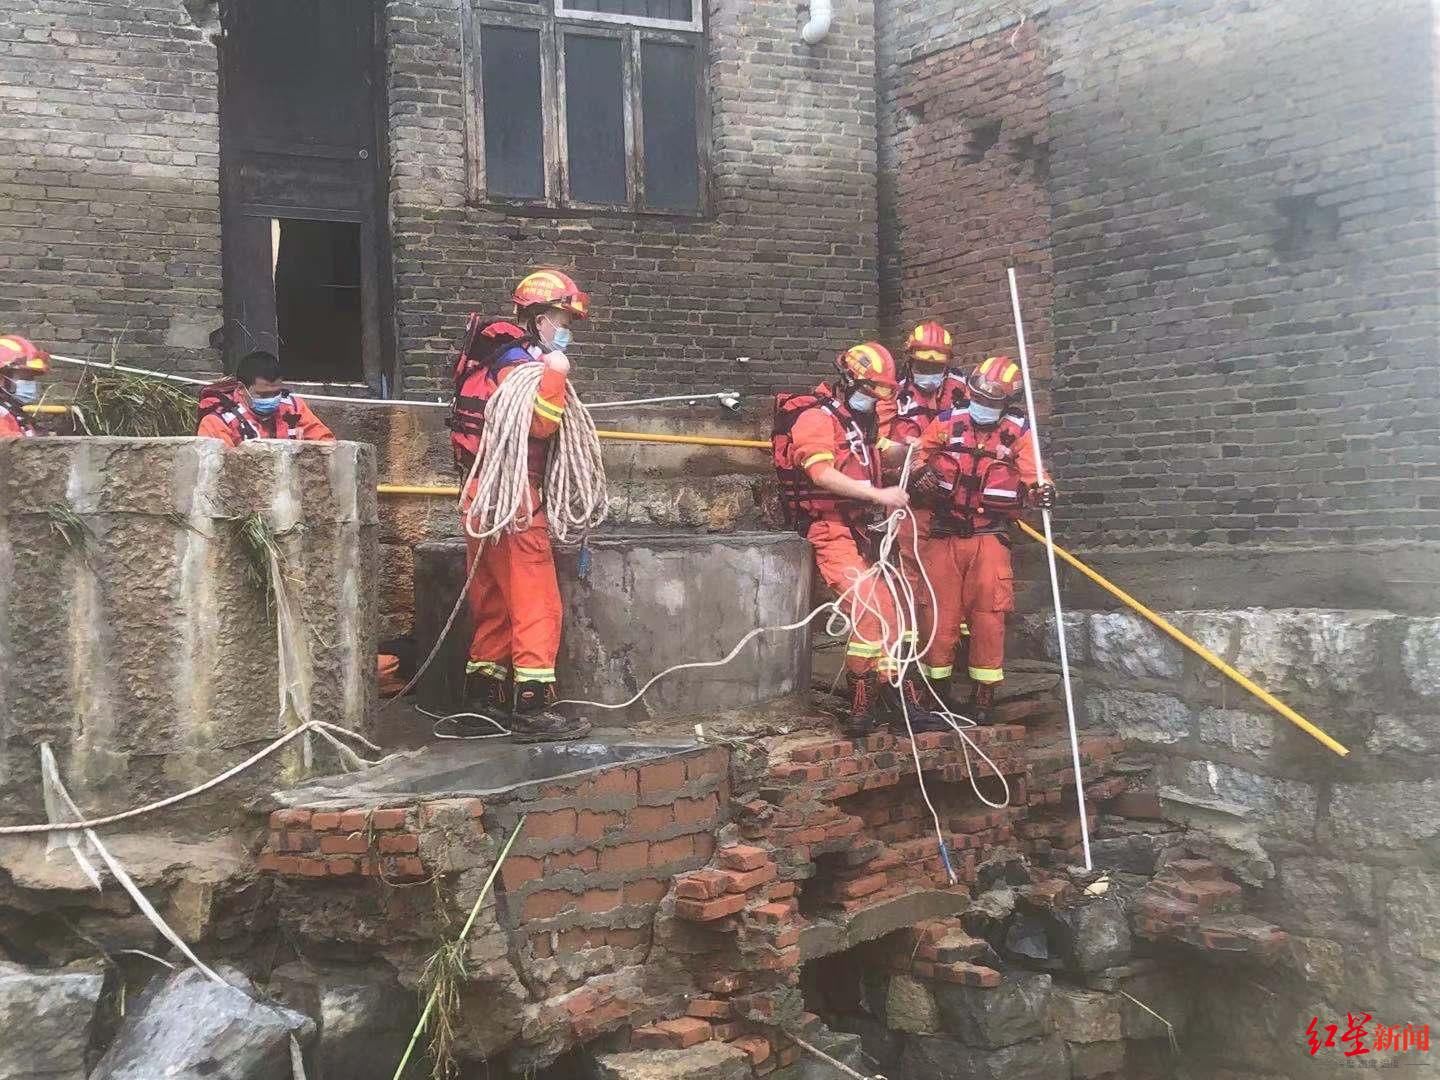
[773,384,896,675]
[462,355,569,686]
[0,394,33,438]
[915,405,1040,687]
[195,380,335,446]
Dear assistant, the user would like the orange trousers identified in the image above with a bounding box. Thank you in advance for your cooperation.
[920,532,1014,685]
[462,506,562,684]
[806,519,898,674]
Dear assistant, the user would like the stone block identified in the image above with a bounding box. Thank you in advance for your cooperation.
[594,1042,751,1080]
[1272,858,1374,935]
[1328,779,1440,851]
[1186,609,1393,700]
[1115,970,1192,1041]
[0,961,104,1080]
[1385,867,1440,965]
[885,974,940,1034]
[1164,760,1318,842]
[900,1034,1067,1080]
[1063,900,1132,973]
[1197,707,1275,754]
[1401,617,1440,699]
[1048,987,1121,1043]
[1083,689,1192,746]
[1087,611,1183,679]
[414,530,811,725]
[1067,1038,1126,1078]
[268,963,418,1080]
[1366,714,1440,756]
[934,971,1051,1049]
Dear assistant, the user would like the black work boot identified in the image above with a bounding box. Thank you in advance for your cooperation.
[841,671,885,738]
[511,681,592,743]
[457,669,513,734]
[970,679,1000,724]
[887,670,951,735]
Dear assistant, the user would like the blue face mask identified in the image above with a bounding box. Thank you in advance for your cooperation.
[250,393,283,417]
[847,390,877,414]
[11,379,38,404]
[540,316,572,352]
[968,401,1003,425]
[913,372,946,392]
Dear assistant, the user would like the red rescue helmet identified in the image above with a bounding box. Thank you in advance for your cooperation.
[905,321,953,367]
[512,269,590,320]
[0,335,49,376]
[836,342,898,401]
[968,355,1023,407]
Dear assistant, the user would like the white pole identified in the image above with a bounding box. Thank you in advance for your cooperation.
[1006,266,1093,873]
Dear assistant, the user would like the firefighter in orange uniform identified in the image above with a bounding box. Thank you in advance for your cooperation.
[0,335,49,438]
[196,350,335,446]
[876,321,970,728]
[774,343,918,736]
[912,356,1055,721]
[448,269,590,743]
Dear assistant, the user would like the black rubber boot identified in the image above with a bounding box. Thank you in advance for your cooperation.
[971,679,1000,724]
[511,681,592,743]
[841,671,885,738]
[887,670,951,735]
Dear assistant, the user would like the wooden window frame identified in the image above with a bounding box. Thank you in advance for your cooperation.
[463,0,709,216]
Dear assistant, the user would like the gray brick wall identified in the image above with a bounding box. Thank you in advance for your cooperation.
[386,0,880,401]
[879,0,1440,549]
[0,0,223,372]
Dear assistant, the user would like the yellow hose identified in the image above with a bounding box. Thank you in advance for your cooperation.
[1016,520,1348,757]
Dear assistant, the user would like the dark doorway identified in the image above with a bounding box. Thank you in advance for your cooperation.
[218,0,391,390]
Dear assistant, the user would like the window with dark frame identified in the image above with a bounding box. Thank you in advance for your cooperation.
[465,0,706,214]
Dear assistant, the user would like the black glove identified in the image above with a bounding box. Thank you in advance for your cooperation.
[1031,482,1057,510]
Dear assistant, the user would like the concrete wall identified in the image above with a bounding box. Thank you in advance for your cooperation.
[0,438,378,827]
[413,530,812,727]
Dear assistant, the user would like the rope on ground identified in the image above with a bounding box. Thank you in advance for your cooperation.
[0,721,384,836]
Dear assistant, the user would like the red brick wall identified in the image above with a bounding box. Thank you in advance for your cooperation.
[879,19,1055,420]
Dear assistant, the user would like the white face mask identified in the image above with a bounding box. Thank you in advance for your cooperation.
[11,379,38,404]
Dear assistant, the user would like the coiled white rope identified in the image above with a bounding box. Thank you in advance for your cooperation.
[459,362,608,544]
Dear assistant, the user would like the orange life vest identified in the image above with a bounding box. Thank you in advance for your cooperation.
[447,315,549,479]
[196,379,306,442]
[772,388,880,535]
[889,372,968,445]
[0,388,35,437]
[926,406,1029,535]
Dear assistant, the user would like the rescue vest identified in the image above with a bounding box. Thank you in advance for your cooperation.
[925,407,1030,533]
[772,389,880,535]
[0,388,35,437]
[447,315,549,479]
[889,372,968,445]
[196,380,305,442]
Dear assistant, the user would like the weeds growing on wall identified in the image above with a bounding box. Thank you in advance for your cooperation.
[233,512,280,608]
[417,938,467,1080]
[43,505,97,567]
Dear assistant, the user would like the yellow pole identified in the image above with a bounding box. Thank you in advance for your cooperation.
[21,404,71,415]
[595,429,770,450]
[378,483,462,497]
[1015,520,1349,758]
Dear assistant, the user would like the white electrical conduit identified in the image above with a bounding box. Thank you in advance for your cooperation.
[1007,266,1092,873]
[43,352,740,412]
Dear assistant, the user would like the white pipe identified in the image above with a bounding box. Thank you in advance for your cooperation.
[1006,266,1093,874]
[801,0,833,44]
[45,354,740,412]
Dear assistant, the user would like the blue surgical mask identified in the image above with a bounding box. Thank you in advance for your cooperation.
[847,390,877,414]
[968,401,1003,425]
[250,393,283,417]
[913,373,946,392]
[11,379,38,404]
[540,316,572,352]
